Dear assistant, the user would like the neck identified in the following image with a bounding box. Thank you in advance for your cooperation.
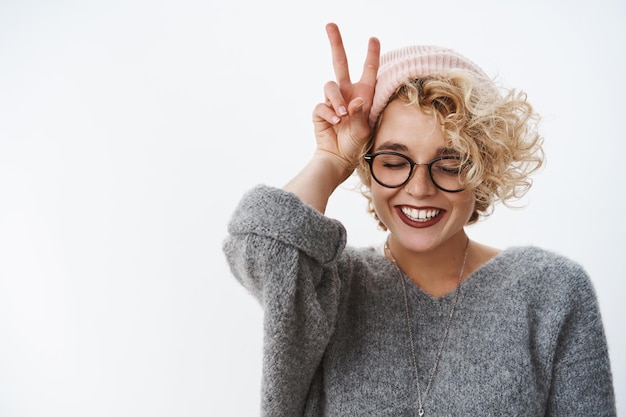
[386,233,470,298]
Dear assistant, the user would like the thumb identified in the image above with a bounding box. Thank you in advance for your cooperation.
[347,97,371,140]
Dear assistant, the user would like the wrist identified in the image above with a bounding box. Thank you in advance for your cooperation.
[283,151,355,214]
[312,149,356,185]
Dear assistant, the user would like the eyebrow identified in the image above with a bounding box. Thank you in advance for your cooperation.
[374,142,409,152]
[374,141,460,156]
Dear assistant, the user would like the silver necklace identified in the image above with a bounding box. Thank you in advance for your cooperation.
[384,237,470,417]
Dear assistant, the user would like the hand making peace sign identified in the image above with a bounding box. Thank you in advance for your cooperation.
[313,23,380,176]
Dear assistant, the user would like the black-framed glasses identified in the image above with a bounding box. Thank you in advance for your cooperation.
[364,151,467,192]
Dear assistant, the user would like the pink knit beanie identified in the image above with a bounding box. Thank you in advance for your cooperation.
[369,45,493,127]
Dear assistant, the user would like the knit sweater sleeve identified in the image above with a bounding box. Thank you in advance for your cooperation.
[222,185,348,416]
[542,254,616,416]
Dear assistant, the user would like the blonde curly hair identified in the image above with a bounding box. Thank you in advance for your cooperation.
[356,70,544,227]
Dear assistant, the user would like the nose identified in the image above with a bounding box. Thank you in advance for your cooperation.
[404,164,437,197]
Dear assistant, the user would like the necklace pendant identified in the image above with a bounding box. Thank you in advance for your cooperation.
[418,408,425,416]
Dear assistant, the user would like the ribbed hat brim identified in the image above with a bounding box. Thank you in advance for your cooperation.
[369,45,492,127]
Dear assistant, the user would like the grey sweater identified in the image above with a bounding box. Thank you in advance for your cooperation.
[223,185,615,416]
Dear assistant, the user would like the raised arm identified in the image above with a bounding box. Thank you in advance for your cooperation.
[284,23,380,213]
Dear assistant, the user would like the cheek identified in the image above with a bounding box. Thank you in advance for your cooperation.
[456,192,476,223]
[370,185,394,221]
[370,183,389,206]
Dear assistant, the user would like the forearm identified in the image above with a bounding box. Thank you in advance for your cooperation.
[283,151,353,214]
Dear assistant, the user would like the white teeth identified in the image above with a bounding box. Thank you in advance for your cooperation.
[401,207,440,222]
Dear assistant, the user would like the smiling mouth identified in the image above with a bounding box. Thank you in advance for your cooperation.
[400,206,441,222]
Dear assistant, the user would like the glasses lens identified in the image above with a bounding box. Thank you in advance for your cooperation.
[370,153,412,187]
[430,157,466,192]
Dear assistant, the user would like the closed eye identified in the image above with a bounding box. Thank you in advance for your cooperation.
[436,166,461,175]
[382,161,410,170]
[433,158,464,176]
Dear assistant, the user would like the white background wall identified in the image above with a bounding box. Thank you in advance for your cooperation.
[0,0,624,415]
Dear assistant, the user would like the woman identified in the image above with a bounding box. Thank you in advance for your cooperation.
[223,23,615,416]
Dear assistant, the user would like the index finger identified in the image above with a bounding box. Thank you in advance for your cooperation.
[326,23,351,84]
